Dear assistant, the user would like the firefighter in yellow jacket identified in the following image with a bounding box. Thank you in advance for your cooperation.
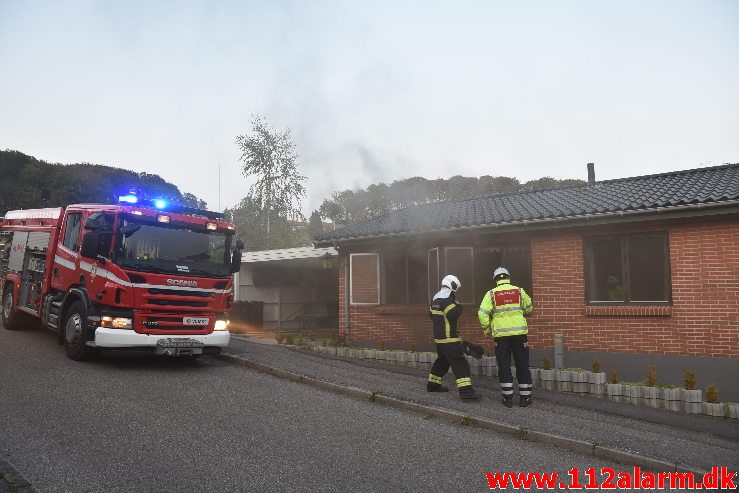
[427,275,481,401]
[478,267,534,407]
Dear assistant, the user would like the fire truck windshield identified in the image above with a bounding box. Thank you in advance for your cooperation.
[115,218,232,278]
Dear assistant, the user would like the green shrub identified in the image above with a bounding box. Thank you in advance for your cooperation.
[284,333,295,345]
[646,365,657,387]
[592,360,602,373]
[683,370,697,390]
[706,385,720,404]
[410,343,418,353]
[378,339,385,351]
[542,357,551,370]
[274,332,285,344]
[610,369,618,384]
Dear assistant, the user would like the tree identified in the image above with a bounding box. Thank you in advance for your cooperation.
[235,115,306,243]
[307,210,324,239]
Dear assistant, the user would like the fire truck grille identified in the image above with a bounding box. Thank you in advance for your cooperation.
[148,288,211,298]
[144,288,214,309]
[146,299,209,308]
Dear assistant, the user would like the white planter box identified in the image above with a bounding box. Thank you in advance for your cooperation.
[701,402,724,417]
[589,372,606,385]
[364,349,375,360]
[589,383,606,398]
[606,383,623,403]
[727,403,739,419]
[683,389,702,414]
[625,385,641,406]
[571,372,589,394]
[406,352,418,367]
[327,347,337,356]
[661,388,683,412]
[375,350,386,360]
[555,370,573,393]
[529,368,540,387]
[540,369,556,391]
[641,386,660,408]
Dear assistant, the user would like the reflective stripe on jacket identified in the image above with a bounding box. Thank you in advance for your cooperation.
[478,279,533,338]
[429,295,463,344]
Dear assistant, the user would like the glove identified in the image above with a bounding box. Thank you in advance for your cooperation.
[462,340,485,360]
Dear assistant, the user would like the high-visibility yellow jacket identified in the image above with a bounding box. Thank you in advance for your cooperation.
[478,278,533,338]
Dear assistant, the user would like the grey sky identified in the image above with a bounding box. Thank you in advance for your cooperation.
[1,1,737,214]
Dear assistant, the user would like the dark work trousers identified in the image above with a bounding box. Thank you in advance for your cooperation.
[430,342,472,388]
[494,335,532,397]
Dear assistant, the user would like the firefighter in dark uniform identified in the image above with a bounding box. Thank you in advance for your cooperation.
[478,267,534,408]
[427,275,481,401]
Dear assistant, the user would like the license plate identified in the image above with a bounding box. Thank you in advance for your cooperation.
[183,317,209,326]
[156,338,204,356]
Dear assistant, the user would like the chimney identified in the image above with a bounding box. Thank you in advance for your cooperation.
[587,162,595,185]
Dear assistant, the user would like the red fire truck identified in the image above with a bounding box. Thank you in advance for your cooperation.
[0,195,243,360]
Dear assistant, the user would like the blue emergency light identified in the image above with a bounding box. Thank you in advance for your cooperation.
[118,194,139,204]
[154,199,167,209]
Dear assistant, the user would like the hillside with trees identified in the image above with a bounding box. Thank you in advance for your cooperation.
[0,150,206,214]
[316,175,585,228]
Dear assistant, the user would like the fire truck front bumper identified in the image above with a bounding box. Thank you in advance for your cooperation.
[93,328,230,350]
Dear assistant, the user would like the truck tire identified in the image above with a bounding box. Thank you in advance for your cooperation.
[63,301,94,360]
[1,285,22,331]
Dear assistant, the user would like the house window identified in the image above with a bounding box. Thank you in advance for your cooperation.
[407,251,427,304]
[445,247,474,304]
[350,253,380,305]
[474,244,532,304]
[427,248,440,302]
[584,233,670,304]
[383,253,407,304]
[62,213,82,252]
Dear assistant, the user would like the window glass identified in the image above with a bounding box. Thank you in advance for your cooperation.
[407,252,427,304]
[350,253,379,304]
[383,254,407,304]
[445,247,474,304]
[502,245,534,297]
[585,233,670,304]
[474,247,502,305]
[629,236,668,301]
[62,213,82,252]
[588,238,623,301]
[427,248,439,302]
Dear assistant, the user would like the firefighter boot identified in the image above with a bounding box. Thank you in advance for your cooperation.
[502,395,514,408]
[459,386,481,401]
[427,382,449,392]
[519,395,532,407]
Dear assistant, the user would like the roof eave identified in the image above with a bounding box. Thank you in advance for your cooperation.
[313,200,739,248]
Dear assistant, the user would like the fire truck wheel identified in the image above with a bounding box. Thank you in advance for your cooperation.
[2,285,22,331]
[63,301,93,361]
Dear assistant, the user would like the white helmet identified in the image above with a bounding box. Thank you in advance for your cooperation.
[493,267,510,279]
[441,274,461,292]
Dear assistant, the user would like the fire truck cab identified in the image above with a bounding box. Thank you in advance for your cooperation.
[0,198,242,360]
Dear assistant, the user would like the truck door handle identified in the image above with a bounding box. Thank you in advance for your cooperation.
[53,267,60,277]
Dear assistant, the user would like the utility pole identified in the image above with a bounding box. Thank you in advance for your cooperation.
[218,163,221,212]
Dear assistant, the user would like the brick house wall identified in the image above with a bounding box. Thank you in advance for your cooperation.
[339,217,739,358]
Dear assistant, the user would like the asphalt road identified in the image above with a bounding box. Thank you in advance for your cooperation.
[1,324,621,493]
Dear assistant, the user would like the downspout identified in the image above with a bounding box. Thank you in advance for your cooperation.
[339,244,350,338]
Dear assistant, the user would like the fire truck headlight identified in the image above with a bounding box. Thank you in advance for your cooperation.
[214,319,229,331]
[111,317,133,329]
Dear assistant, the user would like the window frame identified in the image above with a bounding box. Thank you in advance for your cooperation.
[61,212,83,253]
[349,253,381,305]
[583,231,672,306]
[444,246,475,305]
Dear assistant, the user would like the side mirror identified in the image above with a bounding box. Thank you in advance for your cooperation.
[230,249,242,274]
[81,232,100,260]
[235,239,245,250]
[85,217,102,231]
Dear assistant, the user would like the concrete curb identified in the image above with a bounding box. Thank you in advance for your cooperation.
[0,459,37,493]
[220,353,708,475]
